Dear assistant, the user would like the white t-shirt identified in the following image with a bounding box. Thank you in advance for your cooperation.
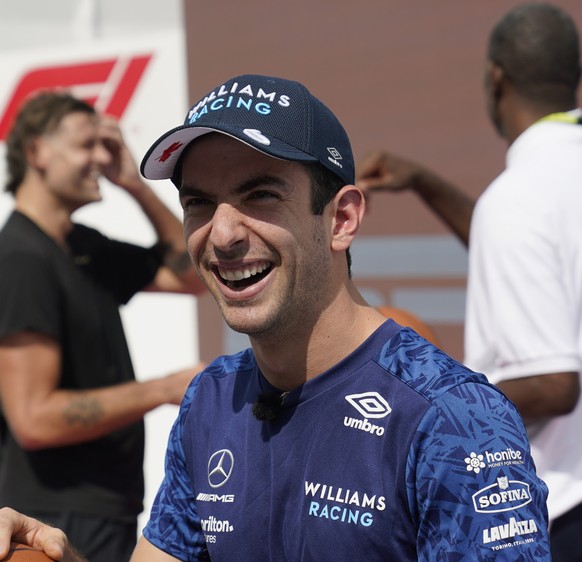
[465,110,582,522]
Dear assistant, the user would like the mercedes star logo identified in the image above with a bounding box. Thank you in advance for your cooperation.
[208,449,234,488]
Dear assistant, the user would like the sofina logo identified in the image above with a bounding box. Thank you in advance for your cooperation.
[472,477,532,513]
[344,392,391,437]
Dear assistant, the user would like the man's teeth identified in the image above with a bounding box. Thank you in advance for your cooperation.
[220,263,269,282]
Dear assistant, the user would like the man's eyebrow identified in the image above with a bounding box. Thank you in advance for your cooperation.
[237,175,291,194]
[178,184,204,199]
[179,175,292,198]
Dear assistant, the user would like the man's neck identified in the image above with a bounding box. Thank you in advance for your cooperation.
[251,293,385,391]
[501,92,578,145]
[14,198,73,245]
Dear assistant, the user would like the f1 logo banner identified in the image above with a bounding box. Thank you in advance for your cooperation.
[0,54,152,140]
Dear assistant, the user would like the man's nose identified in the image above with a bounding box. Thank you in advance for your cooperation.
[209,203,248,251]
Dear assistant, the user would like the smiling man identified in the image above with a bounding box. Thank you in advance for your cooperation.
[0,75,550,561]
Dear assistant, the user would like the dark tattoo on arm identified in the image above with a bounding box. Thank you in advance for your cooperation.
[63,395,104,426]
[153,243,192,275]
[165,250,193,275]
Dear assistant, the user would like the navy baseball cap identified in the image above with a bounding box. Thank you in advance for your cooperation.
[140,74,354,187]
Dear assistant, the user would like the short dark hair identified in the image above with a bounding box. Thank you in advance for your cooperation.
[5,90,95,195]
[303,162,352,277]
[488,3,581,106]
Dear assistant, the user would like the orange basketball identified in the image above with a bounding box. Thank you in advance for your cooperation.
[376,306,440,347]
[4,543,53,561]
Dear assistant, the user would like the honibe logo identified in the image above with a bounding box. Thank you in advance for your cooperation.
[465,452,486,474]
[344,392,391,437]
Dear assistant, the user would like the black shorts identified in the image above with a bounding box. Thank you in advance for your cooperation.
[26,510,137,562]
[551,501,582,562]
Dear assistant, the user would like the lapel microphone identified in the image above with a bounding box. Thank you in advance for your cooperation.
[252,391,289,422]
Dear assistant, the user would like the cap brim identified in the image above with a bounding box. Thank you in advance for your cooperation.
[140,125,318,182]
[140,126,213,180]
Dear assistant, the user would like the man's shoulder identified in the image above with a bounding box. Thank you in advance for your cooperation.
[189,350,256,397]
[203,349,256,379]
[0,213,52,261]
[68,222,108,246]
[0,211,33,240]
[377,327,490,404]
[180,350,256,428]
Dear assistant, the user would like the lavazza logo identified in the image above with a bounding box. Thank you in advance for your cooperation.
[482,517,538,550]
[344,392,391,436]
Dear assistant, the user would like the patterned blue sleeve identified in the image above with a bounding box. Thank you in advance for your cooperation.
[143,375,208,561]
[407,381,551,560]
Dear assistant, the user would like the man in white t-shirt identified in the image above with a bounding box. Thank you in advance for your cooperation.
[356,4,582,560]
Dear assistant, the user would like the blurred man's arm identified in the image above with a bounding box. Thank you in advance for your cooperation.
[0,332,203,449]
[130,537,183,562]
[357,150,475,246]
[113,178,204,295]
[496,372,580,424]
[97,116,205,295]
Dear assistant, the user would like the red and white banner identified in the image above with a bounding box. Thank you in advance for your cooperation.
[0,54,152,140]
[0,31,189,229]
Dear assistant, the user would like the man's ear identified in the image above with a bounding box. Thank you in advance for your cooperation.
[485,61,505,102]
[24,136,54,170]
[330,185,365,253]
[25,137,50,170]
